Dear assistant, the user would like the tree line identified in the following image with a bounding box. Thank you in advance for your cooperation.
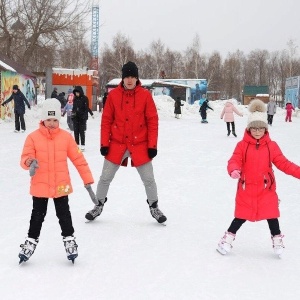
[1,0,299,100]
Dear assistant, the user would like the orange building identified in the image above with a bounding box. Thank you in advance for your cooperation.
[46,68,99,110]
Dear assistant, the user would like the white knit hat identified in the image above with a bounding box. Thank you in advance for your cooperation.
[41,98,61,121]
[247,99,268,130]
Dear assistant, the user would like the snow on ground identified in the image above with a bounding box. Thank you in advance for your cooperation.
[1,96,300,300]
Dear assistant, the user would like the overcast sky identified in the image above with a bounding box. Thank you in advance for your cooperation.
[98,0,300,57]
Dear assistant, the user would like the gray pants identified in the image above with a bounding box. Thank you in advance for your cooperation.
[96,150,158,206]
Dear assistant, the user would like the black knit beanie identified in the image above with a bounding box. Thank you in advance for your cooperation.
[13,85,19,90]
[122,61,138,79]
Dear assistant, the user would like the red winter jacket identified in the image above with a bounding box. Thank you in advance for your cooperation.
[227,130,300,221]
[101,82,158,167]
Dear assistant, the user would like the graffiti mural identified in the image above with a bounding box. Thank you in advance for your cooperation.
[0,71,35,119]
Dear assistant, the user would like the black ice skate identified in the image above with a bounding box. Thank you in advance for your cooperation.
[85,198,107,221]
[63,236,78,263]
[148,200,167,224]
[19,237,38,264]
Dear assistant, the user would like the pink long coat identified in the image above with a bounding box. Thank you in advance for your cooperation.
[220,101,243,122]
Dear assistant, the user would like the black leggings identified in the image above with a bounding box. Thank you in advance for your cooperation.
[227,217,281,236]
[226,122,235,132]
[28,196,74,239]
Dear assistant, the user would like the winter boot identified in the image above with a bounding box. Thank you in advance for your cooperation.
[147,200,167,224]
[272,234,285,255]
[217,231,236,255]
[231,123,237,137]
[85,198,107,221]
[19,237,38,263]
[63,236,78,263]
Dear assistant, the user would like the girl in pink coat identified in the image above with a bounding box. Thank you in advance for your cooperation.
[285,101,295,122]
[19,99,94,264]
[220,99,243,137]
[217,99,300,257]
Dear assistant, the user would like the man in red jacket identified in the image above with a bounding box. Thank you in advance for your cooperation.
[85,61,167,224]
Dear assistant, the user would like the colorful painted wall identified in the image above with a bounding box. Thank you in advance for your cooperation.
[0,71,36,119]
[285,76,300,108]
[163,79,207,104]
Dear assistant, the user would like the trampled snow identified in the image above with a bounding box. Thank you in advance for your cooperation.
[1,96,300,300]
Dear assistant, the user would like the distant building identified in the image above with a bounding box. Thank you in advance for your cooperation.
[106,78,207,104]
[242,85,269,105]
[46,67,99,110]
[106,78,190,102]
[285,76,300,108]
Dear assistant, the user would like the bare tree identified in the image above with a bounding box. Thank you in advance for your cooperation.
[183,34,202,78]
[149,39,166,78]
[223,50,245,99]
[0,0,91,70]
[98,33,136,93]
[204,51,222,90]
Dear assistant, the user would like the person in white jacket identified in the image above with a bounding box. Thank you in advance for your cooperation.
[220,99,243,137]
[267,99,276,126]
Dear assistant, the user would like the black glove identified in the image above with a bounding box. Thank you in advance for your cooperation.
[148,148,157,159]
[1,103,4,107]
[100,146,109,156]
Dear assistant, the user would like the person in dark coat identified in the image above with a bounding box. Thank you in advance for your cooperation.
[51,87,58,99]
[102,92,108,110]
[174,97,184,119]
[199,96,213,123]
[71,86,90,151]
[57,92,67,108]
[1,84,31,132]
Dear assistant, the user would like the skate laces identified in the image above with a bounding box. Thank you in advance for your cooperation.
[88,202,103,217]
[272,234,285,248]
[63,237,78,254]
[20,238,38,257]
[150,206,164,219]
[220,232,235,246]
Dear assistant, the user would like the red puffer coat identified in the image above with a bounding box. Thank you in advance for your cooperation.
[101,82,158,167]
[21,122,94,198]
[228,130,300,221]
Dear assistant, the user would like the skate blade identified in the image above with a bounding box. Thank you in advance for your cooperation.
[216,246,227,255]
[68,254,78,263]
[18,254,28,264]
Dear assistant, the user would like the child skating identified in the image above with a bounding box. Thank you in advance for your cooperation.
[217,99,300,257]
[285,101,295,122]
[220,99,243,137]
[199,94,213,123]
[19,98,94,264]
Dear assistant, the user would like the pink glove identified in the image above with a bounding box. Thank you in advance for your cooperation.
[230,170,240,179]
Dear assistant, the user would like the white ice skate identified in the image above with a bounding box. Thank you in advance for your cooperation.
[217,231,236,255]
[63,236,78,263]
[19,237,38,264]
[272,234,285,257]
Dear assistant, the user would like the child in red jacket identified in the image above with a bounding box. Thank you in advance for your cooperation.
[19,98,94,264]
[285,101,295,122]
[217,99,300,257]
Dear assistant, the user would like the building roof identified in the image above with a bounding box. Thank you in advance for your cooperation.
[0,52,36,77]
[106,78,190,88]
[243,85,269,95]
